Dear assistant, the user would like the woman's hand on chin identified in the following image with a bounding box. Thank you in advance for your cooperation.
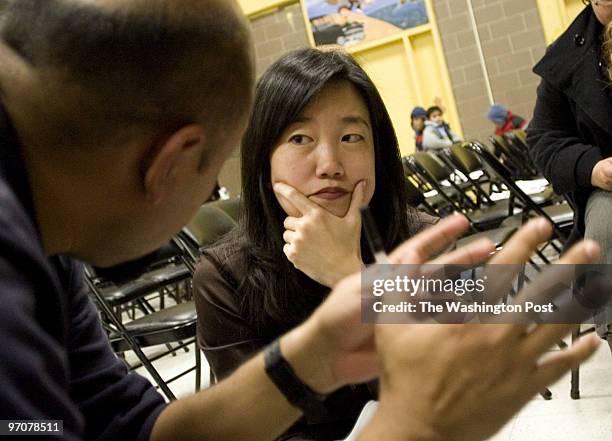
[273,181,367,287]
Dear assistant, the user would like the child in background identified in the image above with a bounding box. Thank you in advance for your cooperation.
[487,104,528,136]
[410,106,427,151]
[422,105,462,150]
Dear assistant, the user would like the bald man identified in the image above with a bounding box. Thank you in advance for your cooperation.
[0,1,601,441]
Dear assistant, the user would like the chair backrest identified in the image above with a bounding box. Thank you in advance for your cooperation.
[503,130,539,177]
[466,141,568,240]
[404,177,425,207]
[413,151,453,181]
[92,241,184,285]
[468,141,514,179]
[402,157,432,192]
[449,143,483,174]
[184,203,237,248]
[208,198,241,222]
[489,135,529,176]
[509,128,527,145]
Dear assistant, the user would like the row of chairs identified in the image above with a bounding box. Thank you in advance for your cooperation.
[85,199,240,400]
[86,130,587,401]
[404,136,573,260]
[404,133,594,399]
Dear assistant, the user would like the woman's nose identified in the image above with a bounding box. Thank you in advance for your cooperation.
[315,144,344,178]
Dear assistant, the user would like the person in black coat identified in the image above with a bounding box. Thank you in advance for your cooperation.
[527,1,612,348]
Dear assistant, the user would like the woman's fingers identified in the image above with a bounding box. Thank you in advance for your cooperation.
[274,182,319,216]
[283,230,296,244]
[497,239,602,330]
[346,180,367,221]
[283,217,299,232]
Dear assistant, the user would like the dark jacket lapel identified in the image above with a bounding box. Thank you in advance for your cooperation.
[534,6,612,137]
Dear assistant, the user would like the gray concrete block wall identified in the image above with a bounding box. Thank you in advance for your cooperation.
[250,3,311,77]
[433,0,547,143]
[218,3,310,197]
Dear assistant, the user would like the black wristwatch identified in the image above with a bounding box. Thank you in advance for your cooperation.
[263,339,328,423]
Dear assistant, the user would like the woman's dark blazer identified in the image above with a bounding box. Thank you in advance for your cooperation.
[527,5,612,244]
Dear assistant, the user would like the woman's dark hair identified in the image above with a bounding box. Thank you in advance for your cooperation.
[226,48,414,334]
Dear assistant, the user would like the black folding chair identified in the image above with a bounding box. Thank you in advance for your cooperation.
[466,141,573,246]
[490,134,540,180]
[85,241,201,400]
[408,152,522,231]
[403,157,457,216]
[504,129,541,178]
[178,202,238,263]
[404,177,438,217]
[177,202,240,385]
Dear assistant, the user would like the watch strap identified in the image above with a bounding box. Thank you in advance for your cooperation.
[263,339,328,423]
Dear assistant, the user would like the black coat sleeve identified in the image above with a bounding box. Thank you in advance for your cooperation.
[527,79,602,194]
[0,254,167,441]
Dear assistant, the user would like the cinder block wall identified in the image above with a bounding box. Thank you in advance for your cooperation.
[218,3,310,197]
[251,3,310,77]
[433,0,547,142]
[221,0,550,195]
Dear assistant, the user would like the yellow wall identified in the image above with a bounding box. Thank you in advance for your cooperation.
[238,0,292,17]
[301,0,460,155]
[354,41,417,153]
[240,0,461,156]
[352,27,461,155]
[536,0,586,44]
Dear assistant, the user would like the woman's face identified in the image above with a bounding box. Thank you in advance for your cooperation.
[270,80,376,218]
[594,1,612,26]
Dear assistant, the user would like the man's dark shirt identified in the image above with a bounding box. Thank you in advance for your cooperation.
[0,104,167,440]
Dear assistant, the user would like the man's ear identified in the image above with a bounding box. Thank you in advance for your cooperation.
[143,124,205,205]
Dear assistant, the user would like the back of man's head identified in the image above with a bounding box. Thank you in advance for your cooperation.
[0,0,254,150]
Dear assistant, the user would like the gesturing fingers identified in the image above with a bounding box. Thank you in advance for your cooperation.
[489,217,552,265]
[530,334,600,390]
[480,218,553,307]
[388,214,470,265]
[428,237,495,266]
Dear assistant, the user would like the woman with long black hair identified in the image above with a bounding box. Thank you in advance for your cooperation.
[193,48,436,441]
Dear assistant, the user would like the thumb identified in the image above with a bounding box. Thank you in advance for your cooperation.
[346,180,367,220]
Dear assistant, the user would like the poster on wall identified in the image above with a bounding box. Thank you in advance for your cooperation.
[303,0,429,49]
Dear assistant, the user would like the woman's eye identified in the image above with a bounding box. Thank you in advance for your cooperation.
[342,134,364,143]
[289,134,311,145]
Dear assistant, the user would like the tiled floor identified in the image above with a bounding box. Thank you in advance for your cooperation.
[129,335,611,441]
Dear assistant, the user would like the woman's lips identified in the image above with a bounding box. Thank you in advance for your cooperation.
[310,187,350,201]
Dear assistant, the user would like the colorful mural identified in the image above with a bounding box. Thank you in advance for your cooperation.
[304,0,429,48]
